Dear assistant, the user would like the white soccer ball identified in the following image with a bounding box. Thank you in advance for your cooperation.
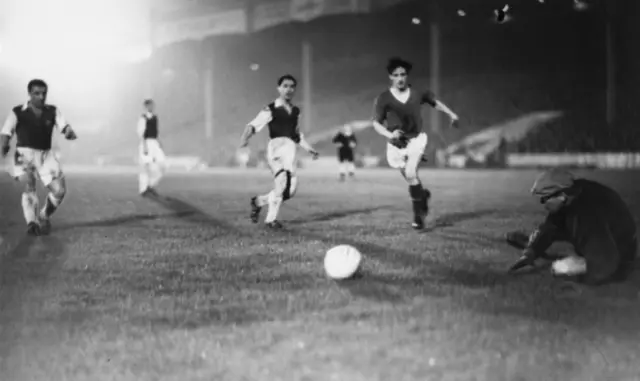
[551,256,587,276]
[324,245,362,280]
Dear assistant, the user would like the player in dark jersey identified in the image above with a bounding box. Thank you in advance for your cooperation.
[332,124,357,181]
[372,57,460,230]
[239,74,319,229]
[137,99,166,196]
[0,79,78,236]
[507,169,637,285]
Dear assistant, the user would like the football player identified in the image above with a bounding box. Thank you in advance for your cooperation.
[0,79,78,235]
[138,99,166,196]
[372,57,459,229]
[239,74,319,229]
[332,124,357,181]
[507,169,637,285]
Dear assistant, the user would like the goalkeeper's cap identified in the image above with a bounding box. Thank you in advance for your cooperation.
[531,168,576,197]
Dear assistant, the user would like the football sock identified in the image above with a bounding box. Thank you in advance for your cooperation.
[256,192,271,207]
[409,184,424,216]
[139,169,150,193]
[41,192,63,219]
[265,191,283,223]
[21,192,39,224]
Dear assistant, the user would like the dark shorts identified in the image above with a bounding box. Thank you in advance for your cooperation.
[338,149,354,162]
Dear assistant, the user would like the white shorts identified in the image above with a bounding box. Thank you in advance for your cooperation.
[266,137,297,174]
[139,139,166,165]
[386,132,428,169]
[12,147,62,186]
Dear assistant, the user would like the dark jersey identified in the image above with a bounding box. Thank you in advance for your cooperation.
[373,87,436,138]
[12,105,59,150]
[250,101,301,143]
[530,179,637,284]
[142,114,159,139]
[333,132,356,153]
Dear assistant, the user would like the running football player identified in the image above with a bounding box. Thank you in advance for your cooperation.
[0,79,78,235]
[138,99,166,196]
[239,74,319,229]
[332,124,357,181]
[506,169,637,285]
[372,57,460,229]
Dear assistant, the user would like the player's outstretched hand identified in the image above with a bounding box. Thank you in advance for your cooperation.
[310,150,319,160]
[64,128,78,140]
[508,248,538,273]
[450,116,460,128]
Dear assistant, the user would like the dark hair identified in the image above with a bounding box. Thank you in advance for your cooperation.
[28,79,48,92]
[386,57,412,75]
[143,99,154,106]
[277,74,297,86]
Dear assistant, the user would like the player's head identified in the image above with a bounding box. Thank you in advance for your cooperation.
[531,169,576,213]
[386,57,412,90]
[277,74,297,101]
[27,79,48,108]
[343,124,352,135]
[144,99,155,113]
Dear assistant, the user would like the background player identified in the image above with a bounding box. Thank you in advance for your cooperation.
[332,124,357,181]
[372,57,459,230]
[506,169,637,285]
[0,79,78,235]
[239,74,319,229]
[137,99,166,197]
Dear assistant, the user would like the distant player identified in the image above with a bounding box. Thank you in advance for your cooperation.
[332,124,357,181]
[0,79,78,235]
[507,169,637,285]
[239,74,319,229]
[138,99,166,197]
[372,57,459,229]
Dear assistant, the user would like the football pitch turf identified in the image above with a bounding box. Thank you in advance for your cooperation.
[1,168,639,381]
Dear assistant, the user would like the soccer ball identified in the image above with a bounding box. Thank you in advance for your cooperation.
[324,244,362,280]
[551,256,587,276]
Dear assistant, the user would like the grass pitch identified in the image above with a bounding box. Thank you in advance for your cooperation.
[1,168,639,381]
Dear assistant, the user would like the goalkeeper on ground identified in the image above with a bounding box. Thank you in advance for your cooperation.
[506,168,637,285]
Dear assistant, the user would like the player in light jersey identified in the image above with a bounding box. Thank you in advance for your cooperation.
[239,74,319,229]
[372,57,460,230]
[0,79,78,235]
[137,99,166,196]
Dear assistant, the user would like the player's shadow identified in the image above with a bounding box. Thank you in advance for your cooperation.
[146,194,246,235]
[288,205,393,224]
[0,233,66,359]
[427,209,499,230]
[55,212,194,232]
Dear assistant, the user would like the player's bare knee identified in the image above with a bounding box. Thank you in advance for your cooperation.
[48,178,67,200]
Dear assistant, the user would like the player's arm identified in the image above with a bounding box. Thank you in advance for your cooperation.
[371,95,395,139]
[240,107,272,147]
[0,111,17,157]
[297,132,319,158]
[332,133,341,145]
[55,107,77,140]
[509,214,565,272]
[422,91,459,126]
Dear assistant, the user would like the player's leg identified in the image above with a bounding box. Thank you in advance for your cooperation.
[138,142,151,195]
[13,149,41,235]
[402,133,429,229]
[38,151,66,234]
[148,140,166,192]
[346,152,356,178]
[263,141,297,227]
[337,154,346,181]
